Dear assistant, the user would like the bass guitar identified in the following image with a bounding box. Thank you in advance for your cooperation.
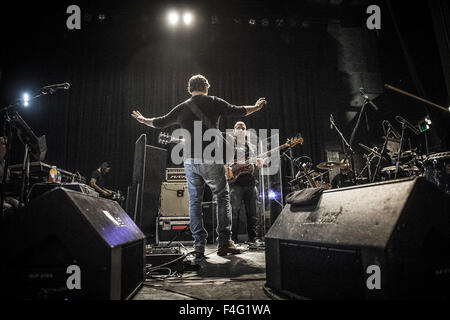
[225,135,304,184]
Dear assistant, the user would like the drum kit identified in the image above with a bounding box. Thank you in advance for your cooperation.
[287,84,450,195]
[289,144,450,195]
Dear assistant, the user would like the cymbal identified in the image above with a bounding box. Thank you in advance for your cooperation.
[358,143,383,158]
[316,161,348,170]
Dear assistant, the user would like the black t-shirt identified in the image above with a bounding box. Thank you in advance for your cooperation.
[91,170,105,188]
[152,95,246,162]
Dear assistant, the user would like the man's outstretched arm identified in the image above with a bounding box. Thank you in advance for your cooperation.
[131,110,156,128]
[242,97,267,116]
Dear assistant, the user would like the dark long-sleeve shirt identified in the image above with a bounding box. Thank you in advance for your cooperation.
[153,95,246,161]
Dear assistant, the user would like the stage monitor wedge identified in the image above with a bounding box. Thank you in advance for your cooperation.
[1,187,146,300]
[265,177,450,300]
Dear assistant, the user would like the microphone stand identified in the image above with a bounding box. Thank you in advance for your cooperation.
[330,115,356,185]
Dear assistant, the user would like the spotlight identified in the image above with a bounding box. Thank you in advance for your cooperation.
[23,93,29,107]
[167,11,179,25]
[268,190,277,200]
[183,12,193,25]
[98,14,106,21]
[425,116,432,125]
[261,18,269,27]
[249,19,256,26]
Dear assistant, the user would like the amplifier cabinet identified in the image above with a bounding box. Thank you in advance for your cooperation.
[156,216,192,244]
[160,182,189,217]
[166,168,186,182]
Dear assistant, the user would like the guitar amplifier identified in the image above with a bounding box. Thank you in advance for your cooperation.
[160,182,189,217]
[166,168,186,182]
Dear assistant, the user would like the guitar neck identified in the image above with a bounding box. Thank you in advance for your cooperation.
[236,143,291,165]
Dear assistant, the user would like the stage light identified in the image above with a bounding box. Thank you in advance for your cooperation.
[183,12,193,25]
[249,19,256,26]
[261,18,269,27]
[425,116,432,125]
[268,190,277,200]
[167,11,179,25]
[98,14,106,21]
[23,93,29,107]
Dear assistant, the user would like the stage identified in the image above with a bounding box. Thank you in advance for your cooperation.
[134,244,270,300]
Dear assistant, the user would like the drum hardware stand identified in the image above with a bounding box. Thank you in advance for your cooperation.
[281,149,298,180]
[394,122,406,180]
[372,125,392,183]
[357,152,376,182]
[330,114,356,185]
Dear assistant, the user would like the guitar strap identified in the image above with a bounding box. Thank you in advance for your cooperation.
[186,98,219,129]
[186,99,232,158]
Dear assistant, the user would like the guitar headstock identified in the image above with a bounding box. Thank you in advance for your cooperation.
[285,134,304,148]
[158,132,172,145]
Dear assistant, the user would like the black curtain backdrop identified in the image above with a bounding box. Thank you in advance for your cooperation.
[1,2,352,192]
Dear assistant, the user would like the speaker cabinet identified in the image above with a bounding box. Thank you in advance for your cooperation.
[160,182,189,217]
[265,177,450,299]
[129,134,167,242]
[1,187,146,300]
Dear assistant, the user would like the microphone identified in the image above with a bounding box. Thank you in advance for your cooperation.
[395,116,420,135]
[359,88,379,111]
[330,114,334,129]
[41,82,70,93]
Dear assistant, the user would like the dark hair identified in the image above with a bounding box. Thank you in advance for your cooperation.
[188,74,210,93]
[99,162,110,173]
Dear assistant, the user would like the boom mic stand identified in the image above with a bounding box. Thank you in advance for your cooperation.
[330,115,356,185]
[372,125,391,183]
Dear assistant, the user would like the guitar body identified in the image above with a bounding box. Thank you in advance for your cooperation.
[225,135,304,184]
[226,163,255,184]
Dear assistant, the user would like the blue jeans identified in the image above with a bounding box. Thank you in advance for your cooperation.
[184,159,232,246]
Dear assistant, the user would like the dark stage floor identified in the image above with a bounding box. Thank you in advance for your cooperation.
[134,244,270,300]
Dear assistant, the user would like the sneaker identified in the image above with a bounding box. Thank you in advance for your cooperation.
[217,240,244,256]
